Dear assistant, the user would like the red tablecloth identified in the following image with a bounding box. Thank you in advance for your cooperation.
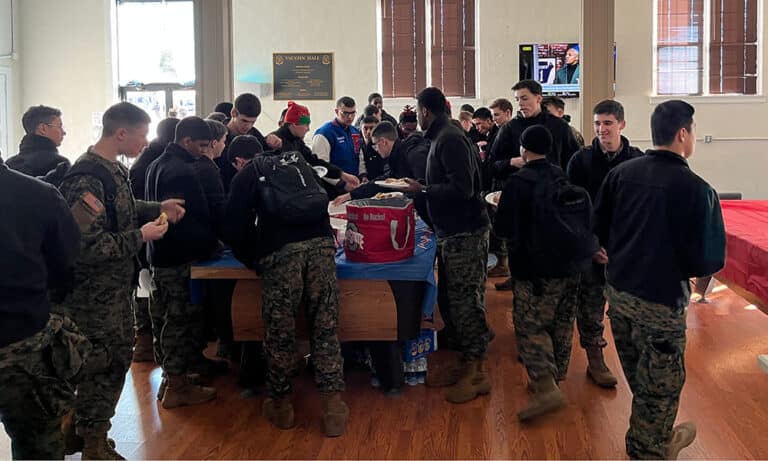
[718,200,768,307]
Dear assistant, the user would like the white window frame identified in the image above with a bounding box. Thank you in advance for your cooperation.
[652,0,764,99]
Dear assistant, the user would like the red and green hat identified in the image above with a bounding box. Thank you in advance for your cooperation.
[284,101,311,125]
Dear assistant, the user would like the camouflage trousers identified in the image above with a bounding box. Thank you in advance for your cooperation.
[513,276,580,381]
[606,284,687,460]
[70,288,134,434]
[575,263,608,349]
[436,227,492,361]
[151,264,204,376]
[258,237,344,399]
[0,314,90,460]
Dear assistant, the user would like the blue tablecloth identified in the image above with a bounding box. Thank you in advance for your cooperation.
[192,220,438,315]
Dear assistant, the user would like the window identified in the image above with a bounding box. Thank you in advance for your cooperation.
[116,0,196,134]
[656,0,759,96]
[380,0,476,98]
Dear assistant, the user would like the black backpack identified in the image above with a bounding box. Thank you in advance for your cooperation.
[517,168,598,265]
[252,151,328,224]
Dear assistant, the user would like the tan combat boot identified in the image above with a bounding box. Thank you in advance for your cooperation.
[425,349,462,387]
[494,277,514,291]
[62,411,116,455]
[161,374,216,409]
[517,375,567,421]
[445,360,491,403]
[320,392,349,437]
[262,395,296,429]
[156,372,202,400]
[586,346,618,388]
[488,255,510,277]
[81,433,125,460]
[132,332,154,362]
[664,422,697,459]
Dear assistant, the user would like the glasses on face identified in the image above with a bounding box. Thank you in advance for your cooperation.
[338,110,357,118]
[45,123,64,129]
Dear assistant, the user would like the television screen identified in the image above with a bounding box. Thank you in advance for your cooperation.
[519,43,580,97]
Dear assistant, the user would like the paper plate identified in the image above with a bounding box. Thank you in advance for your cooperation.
[374,179,410,190]
[485,191,501,207]
[313,166,328,178]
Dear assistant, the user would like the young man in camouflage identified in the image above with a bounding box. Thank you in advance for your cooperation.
[495,125,597,421]
[145,117,225,410]
[404,87,492,404]
[224,148,348,437]
[594,100,726,459]
[55,102,184,460]
[0,155,88,460]
[566,100,643,388]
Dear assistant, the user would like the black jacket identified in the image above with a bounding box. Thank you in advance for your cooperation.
[423,114,490,238]
[0,159,80,347]
[594,150,727,310]
[192,156,226,240]
[566,136,644,202]
[224,162,333,269]
[494,158,591,279]
[216,125,270,193]
[489,110,579,182]
[350,135,429,200]
[145,143,220,267]
[130,138,169,200]
[6,134,71,178]
[361,139,386,179]
[274,124,343,180]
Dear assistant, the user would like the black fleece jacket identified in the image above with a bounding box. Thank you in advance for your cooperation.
[6,134,71,178]
[145,143,219,267]
[0,159,80,347]
[594,150,726,310]
[566,136,644,202]
[423,114,490,237]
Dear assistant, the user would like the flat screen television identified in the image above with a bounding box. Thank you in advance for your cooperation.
[519,43,580,97]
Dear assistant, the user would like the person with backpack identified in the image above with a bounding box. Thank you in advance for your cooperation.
[594,100,725,459]
[494,125,598,422]
[566,100,643,389]
[145,117,228,410]
[223,148,348,438]
[55,102,184,459]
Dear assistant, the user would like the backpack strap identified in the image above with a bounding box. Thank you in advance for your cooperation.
[63,161,119,232]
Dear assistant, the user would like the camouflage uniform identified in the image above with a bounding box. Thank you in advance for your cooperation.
[605,284,687,460]
[258,237,344,399]
[151,264,205,375]
[575,263,609,349]
[0,314,91,460]
[436,227,492,361]
[133,295,152,336]
[513,276,580,380]
[56,151,160,435]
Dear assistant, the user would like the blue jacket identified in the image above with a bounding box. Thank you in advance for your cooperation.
[315,119,363,176]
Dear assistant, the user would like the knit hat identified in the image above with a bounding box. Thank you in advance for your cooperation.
[227,134,263,163]
[520,125,553,156]
[283,101,311,125]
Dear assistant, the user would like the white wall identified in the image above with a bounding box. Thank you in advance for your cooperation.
[13,0,115,161]
[615,2,768,199]
[231,0,582,134]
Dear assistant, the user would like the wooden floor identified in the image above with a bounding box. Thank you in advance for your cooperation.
[2,282,768,460]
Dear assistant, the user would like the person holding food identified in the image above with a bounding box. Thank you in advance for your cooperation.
[55,102,184,459]
[403,87,492,404]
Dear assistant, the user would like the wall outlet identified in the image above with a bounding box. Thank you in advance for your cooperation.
[704,135,713,143]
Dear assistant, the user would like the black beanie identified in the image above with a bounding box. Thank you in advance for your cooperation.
[227,134,263,164]
[174,116,212,142]
[520,125,553,156]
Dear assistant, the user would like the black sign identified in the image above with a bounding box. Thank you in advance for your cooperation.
[273,53,334,100]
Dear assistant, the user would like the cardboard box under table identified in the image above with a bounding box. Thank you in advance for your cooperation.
[190,220,438,389]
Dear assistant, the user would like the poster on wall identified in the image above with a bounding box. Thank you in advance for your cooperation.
[519,43,580,97]
[273,53,334,100]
